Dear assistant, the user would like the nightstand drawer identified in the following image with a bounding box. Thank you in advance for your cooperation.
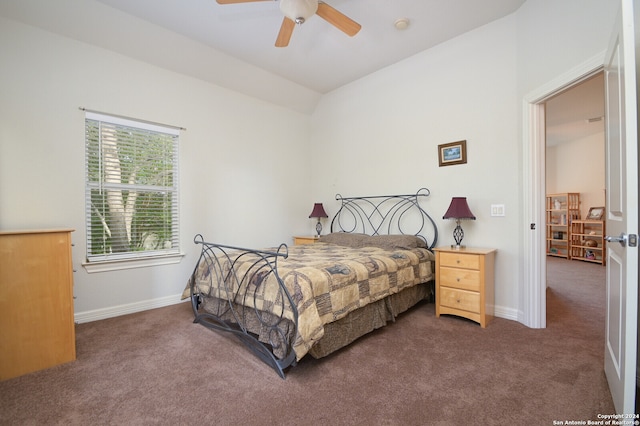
[440,287,480,313]
[439,266,481,291]
[439,252,480,270]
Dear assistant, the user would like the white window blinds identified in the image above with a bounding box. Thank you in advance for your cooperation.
[84,112,180,262]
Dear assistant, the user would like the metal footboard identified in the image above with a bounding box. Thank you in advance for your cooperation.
[188,234,298,379]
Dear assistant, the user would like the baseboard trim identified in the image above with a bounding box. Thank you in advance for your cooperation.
[75,297,520,325]
[494,305,519,322]
[74,294,188,324]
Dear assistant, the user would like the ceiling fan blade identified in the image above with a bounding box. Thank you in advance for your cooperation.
[316,2,361,37]
[275,17,295,47]
[216,0,272,4]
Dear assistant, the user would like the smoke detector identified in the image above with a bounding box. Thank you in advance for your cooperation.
[394,18,410,30]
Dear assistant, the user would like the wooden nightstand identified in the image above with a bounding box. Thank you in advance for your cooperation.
[293,236,319,245]
[434,247,496,328]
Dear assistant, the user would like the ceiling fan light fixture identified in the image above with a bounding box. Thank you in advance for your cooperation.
[280,0,318,24]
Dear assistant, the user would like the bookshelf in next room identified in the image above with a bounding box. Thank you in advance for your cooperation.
[546,193,580,259]
[570,219,606,265]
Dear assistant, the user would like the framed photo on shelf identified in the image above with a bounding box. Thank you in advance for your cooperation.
[438,140,467,167]
[586,207,605,220]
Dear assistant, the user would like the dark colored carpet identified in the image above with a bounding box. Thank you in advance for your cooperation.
[0,257,614,425]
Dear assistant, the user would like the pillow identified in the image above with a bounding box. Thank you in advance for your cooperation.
[319,233,426,250]
[318,232,370,247]
[367,235,427,250]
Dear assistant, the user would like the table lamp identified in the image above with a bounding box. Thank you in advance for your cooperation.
[443,197,476,249]
[309,203,328,237]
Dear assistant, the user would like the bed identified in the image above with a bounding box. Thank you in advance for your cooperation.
[182,188,438,378]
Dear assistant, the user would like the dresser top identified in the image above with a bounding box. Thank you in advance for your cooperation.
[0,229,74,236]
[434,246,496,255]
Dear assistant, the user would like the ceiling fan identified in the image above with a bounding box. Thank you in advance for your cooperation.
[216,0,362,47]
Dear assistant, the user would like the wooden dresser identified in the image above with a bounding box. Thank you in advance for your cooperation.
[434,247,496,328]
[0,229,76,380]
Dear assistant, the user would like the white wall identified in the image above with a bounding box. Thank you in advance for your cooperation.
[311,15,521,318]
[515,0,618,97]
[546,131,606,218]
[0,17,312,319]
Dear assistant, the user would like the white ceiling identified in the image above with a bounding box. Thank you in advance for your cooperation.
[91,0,526,93]
[545,73,605,146]
[1,0,604,136]
[0,0,525,96]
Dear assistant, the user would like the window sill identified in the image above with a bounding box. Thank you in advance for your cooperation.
[82,253,185,273]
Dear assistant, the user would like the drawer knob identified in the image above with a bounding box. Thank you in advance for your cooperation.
[456,278,460,282]
[456,260,460,263]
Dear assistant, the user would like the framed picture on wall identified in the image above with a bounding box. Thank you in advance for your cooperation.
[438,140,467,167]
[586,207,605,220]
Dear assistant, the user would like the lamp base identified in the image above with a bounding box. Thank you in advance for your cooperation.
[450,244,466,250]
[451,222,466,249]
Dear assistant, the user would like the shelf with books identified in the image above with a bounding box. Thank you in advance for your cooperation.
[570,220,606,265]
[546,193,580,259]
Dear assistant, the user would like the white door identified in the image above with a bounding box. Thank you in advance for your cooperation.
[603,0,639,414]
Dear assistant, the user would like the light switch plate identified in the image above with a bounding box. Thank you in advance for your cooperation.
[491,204,505,217]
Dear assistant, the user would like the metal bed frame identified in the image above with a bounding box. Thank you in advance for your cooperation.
[331,187,437,249]
[187,188,438,378]
[188,237,295,378]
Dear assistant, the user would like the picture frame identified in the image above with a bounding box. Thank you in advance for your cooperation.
[586,207,605,220]
[438,140,467,167]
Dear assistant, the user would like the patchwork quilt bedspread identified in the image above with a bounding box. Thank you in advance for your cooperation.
[184,242,435,360]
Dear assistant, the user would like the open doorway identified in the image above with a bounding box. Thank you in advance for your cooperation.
[544,72,606,321]
[545,72,605,227]
[520,56,604,329]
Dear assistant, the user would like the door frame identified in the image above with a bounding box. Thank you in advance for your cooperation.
[521,53,605,328]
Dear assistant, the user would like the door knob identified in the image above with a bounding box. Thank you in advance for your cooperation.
[605,233,627,247]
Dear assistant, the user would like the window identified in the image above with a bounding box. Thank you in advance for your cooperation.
[84,112,180,268]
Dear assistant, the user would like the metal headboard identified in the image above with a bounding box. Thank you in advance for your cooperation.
[329,188,438,250]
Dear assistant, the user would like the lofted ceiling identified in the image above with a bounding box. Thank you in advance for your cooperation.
[0,0,527,112]
[1,0,604,133]
[0,0,525,97]
[91,0,526,93]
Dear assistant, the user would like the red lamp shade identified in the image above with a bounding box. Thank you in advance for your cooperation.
[309,203,328,219]
[443,197,476,220]
[443,197,475,248]
[309,203,328,237]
